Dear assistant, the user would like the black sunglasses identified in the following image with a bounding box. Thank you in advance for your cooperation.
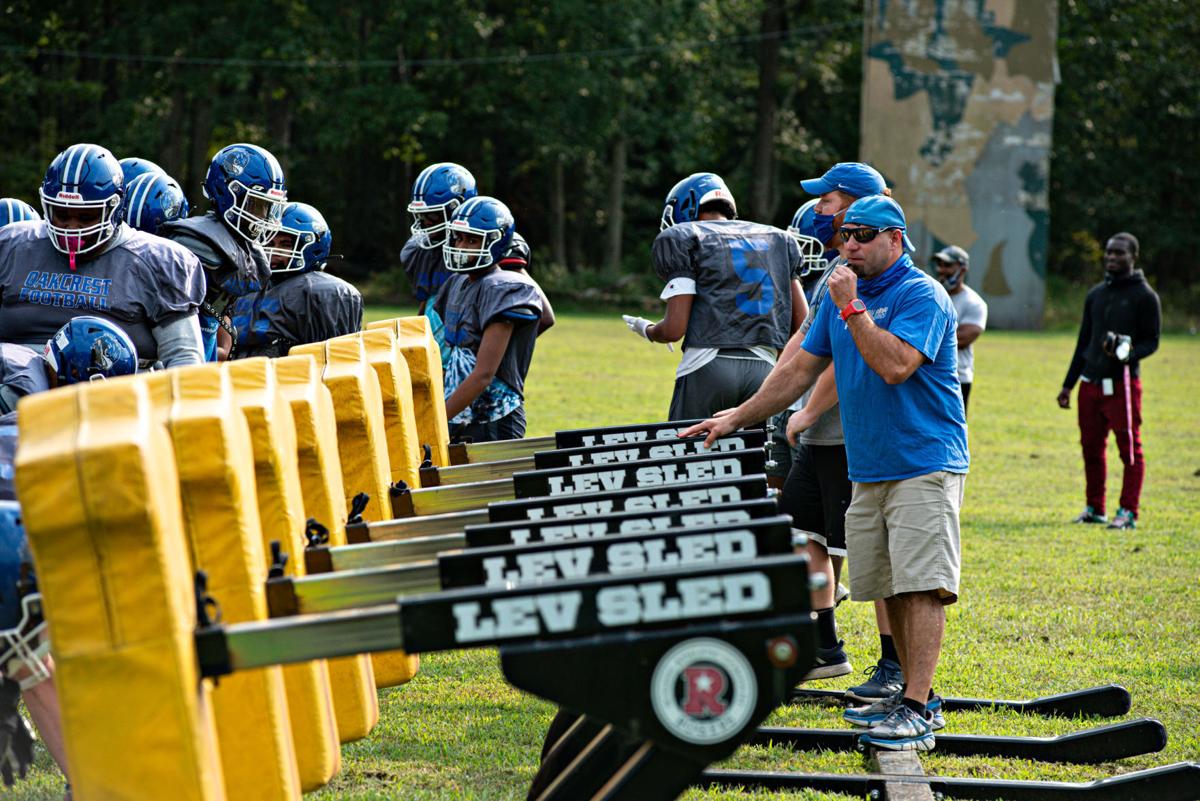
[839,227,896,244]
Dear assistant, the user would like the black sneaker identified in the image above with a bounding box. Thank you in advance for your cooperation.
[845,657,903,703]
[802,640,853,681]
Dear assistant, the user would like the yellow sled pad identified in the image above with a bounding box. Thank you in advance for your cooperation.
[167,365,301,801]
[288,338,420,687]
[15,380,226,801]
[366,316,450,467]
[360,327,422,491]
[227,359,341,790]
[273,355,380,737]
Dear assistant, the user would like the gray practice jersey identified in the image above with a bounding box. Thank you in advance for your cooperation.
[231,271,364,359]
[0,343,50,414]
[159,213,270,309]
[0,220,204,361]
[653,220,801,351]
[432,268,543,397]
[796,262,844,446]
[400,236,450,304]
[0,410,16,500]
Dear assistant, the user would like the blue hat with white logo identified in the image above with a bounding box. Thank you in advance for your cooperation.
[843,194,916,253]
[800,162,887,199]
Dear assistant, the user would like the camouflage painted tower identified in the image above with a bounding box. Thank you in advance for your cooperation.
[861,0,1057,328]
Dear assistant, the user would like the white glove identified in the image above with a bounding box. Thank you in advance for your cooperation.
[622,314,652,339]
[622,315,673,351]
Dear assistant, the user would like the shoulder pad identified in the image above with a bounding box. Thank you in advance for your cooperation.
[168,233,223,268]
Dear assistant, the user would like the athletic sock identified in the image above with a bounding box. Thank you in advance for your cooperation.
[901,696,927,717]
[815,607,838,649]
[880,634,900,664]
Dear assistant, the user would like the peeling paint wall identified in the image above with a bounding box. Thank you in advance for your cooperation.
[861,0,1058,328]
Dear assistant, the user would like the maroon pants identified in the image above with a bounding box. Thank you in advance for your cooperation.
[1077,376,1144,516]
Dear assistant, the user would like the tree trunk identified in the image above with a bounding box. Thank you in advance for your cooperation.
[186,98,214,209]
[160,80,189,193]
[750,0,786,223]
[603,131,627,274]
[551,155,567,269]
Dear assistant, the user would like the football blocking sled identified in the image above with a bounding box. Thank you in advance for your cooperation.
[364,316,451,467]
[344,473,772,545]
[225,358,340,790]
[417,429,767,489]
[159,365,302,801]
[312,498,785,575]
[287,335,420,686]
[312,433,769,572]
[14,379,227,801]
[268,515,795,616]
[198,556,820,801]
[272,355,380,743]
[391,447,768,518]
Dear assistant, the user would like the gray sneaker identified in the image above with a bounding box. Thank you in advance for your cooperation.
[845,692,944,731]
[845,657,903,703]
[843,689,902,728]
[859,704,936,752]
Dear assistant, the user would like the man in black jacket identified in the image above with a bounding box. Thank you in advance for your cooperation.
[1057,233,1160,530]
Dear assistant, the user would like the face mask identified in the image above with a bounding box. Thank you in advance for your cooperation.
[811,212,837,246]
[940,266,965,291]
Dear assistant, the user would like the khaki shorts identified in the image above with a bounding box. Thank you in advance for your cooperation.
[845,471,964,604]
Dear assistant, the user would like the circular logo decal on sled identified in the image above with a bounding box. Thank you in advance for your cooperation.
[650,637,757,745]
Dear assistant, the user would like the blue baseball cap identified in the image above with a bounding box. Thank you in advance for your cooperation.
[842,194,916,252]
[800,162,887,199]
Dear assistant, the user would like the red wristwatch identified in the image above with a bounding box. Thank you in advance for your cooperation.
[840,298,868,321]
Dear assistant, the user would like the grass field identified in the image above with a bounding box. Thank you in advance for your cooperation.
[14,311,1199,800]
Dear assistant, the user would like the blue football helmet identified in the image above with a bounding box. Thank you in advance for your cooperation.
[787,198,828,277]
[0,501,49,690]
[443,196,516,273]
[263,202,332,274]
[408,163,477,249]
[42,316,139,385]
[660,172,736,231]
[0,198,40,228]
[202,143,287,246]
[124,172,190,236]
[39,143,125,262]
[119,157,164,187]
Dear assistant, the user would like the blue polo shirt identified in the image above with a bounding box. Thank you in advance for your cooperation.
[801,254,969,483]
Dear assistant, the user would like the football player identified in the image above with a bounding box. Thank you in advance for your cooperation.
[0,144,204,368]
[623,171,808,423]
[229,202,363,357]
[402,162,554,331]
[123,171,190,237]
[159,143,286,361]
[0,501,65,793]
[427,197,545,442]
[0,199,39,228]
[118,156,164,186]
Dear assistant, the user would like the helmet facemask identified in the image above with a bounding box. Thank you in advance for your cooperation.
[408,198,461,249]
[0,593,50,691]
[788,228,828,277]
[40,192,122,264]
[264,227,316,273]
[224,180,286,245]
[443,222,503,272]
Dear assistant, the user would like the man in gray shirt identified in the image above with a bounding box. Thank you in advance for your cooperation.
[932,245,987,415]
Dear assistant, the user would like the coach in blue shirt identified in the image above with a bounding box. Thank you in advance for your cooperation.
[682,194,968,752]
